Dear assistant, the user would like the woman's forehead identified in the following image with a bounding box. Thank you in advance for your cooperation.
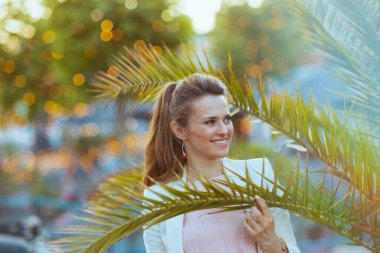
[190,95,230,117]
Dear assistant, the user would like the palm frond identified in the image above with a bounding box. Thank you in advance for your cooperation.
[285,0,380,125]
[50,159,380,252]
[89,44,217,112]
[91,44,379,198]
[78,35,380,252]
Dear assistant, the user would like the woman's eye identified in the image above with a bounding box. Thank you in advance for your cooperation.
[224,117,231,123]
[206,120,215,124]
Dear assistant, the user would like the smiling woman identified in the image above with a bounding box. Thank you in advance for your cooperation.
[142,73,301,253]
[170,94,233,179]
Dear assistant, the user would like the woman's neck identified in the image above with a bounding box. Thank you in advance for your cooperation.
[185,157,224,180]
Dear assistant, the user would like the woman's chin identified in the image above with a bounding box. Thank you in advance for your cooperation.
[212,149,229,158]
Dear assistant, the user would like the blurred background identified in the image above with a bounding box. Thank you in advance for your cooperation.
[0,0,371,252]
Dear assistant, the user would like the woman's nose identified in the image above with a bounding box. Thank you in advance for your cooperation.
[217,121,228,135]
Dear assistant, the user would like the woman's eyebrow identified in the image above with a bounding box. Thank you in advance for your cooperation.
[202,114,231,120]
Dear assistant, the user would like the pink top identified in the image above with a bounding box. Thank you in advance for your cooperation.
[183,174,258,253]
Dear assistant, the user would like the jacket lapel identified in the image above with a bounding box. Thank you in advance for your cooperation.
[165,210,184,253]
[165,174,186,253]
[223,157,246,188]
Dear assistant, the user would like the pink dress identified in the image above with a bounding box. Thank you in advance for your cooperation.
[183,174,258,253]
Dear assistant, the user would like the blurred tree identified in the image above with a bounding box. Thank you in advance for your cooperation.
[210,0,304,80]
[0,0,193,132]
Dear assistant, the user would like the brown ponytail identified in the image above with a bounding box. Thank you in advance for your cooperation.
[143,74,226,186]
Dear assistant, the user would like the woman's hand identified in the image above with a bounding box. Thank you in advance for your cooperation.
[244,196,287,253]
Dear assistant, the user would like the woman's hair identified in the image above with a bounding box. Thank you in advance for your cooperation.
[143,73,226,186]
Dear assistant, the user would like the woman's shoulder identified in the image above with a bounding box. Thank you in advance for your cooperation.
[223,157,272,172]
[223,157,275,184]
[224,157,284,196]
[143,179,178,201]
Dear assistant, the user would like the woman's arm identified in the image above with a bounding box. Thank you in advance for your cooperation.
[143,223,167,253]
[142,188,167,253]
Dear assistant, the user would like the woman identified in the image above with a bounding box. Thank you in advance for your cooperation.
[142,74,301,253]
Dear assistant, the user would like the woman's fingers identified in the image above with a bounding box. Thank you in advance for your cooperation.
[244,196,277,245]
[255,195,270,217]
[243,219,257,237]
[244,196,274,231]
[251,206,263,222]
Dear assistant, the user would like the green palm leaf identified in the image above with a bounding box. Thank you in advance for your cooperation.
[90,44,379,196]
[285,0,380,126]
[51,159,380,252]
[89,44,214,111]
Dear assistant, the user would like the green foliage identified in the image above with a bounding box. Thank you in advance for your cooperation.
[210,0,304,79]
[285,0,380,127]
[0,0,193,125]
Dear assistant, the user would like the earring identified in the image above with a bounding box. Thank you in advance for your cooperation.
[181,143,187,160]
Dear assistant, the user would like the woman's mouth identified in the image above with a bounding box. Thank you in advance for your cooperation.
[211,139,228,146]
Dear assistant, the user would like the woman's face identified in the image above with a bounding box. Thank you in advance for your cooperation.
[181,95,234,160]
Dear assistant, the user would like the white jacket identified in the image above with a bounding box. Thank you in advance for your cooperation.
[143,157,301,253]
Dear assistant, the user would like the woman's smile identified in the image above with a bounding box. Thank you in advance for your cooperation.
[211,139,229,146]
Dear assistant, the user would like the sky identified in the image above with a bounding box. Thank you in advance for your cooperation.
[179,0,264,33]
[178,0,222,34]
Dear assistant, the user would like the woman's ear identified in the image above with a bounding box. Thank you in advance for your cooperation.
[170,121,187,140]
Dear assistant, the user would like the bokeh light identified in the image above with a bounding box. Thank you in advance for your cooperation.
[152,20,165,32]
[79,122,100,137]
[152,45,163,55]
[44,101,64,117]
[3,60,16,74]
[22,92,36,106]
[105,138,122,156]
[21,24,36,38]
[100,19,114,31]
[112,29,123,41]
[73,102,90,118]
[14,75,27,88]
[6,36,21,53]
[247,63,261,78]
[52,52,64,59]
[72,73,86,86]
[125,0,138,10]
[107,66,120,78]
[100,30,113,41]
[90,9,104,22]
[42,30,56,43]
[133,39,146,51]
[161,10,173,22]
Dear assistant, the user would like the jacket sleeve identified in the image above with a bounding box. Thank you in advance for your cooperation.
[142,188,167,253]
[270,207,301,253]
